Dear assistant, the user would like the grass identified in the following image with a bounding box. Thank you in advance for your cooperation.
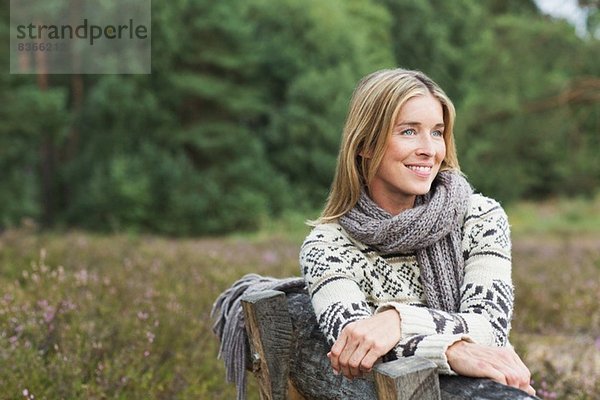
[506,192,600,235]
[0,199,599,399]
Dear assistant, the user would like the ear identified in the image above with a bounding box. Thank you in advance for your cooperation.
[359,148,372,159]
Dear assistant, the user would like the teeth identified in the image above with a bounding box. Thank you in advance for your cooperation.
[407,165,431,172]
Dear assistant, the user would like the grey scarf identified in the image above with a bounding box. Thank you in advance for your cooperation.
[339,171,472,312]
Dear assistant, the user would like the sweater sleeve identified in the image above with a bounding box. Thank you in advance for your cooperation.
[300,225,373,346]
[393,333,474,374]
[377,195,514,360]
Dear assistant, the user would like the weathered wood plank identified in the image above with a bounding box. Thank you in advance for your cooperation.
[286,291,378,399]
[241,290,293,400]
[374,357,441,400]
[288,379,308,400]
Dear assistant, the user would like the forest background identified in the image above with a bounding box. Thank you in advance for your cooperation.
[0,0,599,399]
[1,0,599,234]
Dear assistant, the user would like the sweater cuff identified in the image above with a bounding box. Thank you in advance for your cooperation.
[376,302,495,346]
[399,334,474,375]
[376,302,436,338]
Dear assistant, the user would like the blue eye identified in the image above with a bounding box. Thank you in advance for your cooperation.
[432,130,443,137]
[401,128,417,136]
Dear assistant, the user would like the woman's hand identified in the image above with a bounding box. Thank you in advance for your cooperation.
[327,309,401,379]
[446,340,535,396]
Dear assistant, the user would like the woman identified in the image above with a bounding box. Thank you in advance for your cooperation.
[299,68,535,396]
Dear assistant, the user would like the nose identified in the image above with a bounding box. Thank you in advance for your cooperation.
[416,134,435,157]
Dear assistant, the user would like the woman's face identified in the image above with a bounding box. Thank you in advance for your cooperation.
[369,93,446,214]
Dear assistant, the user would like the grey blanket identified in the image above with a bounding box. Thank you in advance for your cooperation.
[211,273,306,400]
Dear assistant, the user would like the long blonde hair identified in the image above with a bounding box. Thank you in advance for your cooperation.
[313,68,460,225]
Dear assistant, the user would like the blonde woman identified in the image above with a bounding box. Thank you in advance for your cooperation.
[299,68,535,396]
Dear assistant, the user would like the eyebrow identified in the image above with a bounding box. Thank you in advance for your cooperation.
[396,121,445,129]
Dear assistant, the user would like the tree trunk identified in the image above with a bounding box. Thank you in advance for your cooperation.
[35,19,55,227]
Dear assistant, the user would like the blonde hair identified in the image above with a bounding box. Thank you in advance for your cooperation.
[313,68,460,225]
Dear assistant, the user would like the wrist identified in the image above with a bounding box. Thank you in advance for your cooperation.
[445,339,470,368]
[377,308,402,341]
[375,303,402,326]
[380,308,401,328]
[447,339,466,352]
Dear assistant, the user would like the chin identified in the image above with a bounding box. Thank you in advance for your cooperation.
[414,183,434,195]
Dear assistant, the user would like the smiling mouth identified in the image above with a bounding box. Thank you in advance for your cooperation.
[406,165,432,173]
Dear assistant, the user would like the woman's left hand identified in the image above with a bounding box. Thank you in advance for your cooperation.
[446,341,535,395]
[327,309,401,379]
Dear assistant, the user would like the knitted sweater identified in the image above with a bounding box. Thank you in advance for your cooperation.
[299,193,513,374]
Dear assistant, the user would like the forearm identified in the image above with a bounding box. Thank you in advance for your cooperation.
[378,280,512,347]
[380,302,495,344]
[301,238,374,344]
[306,271,373,345]
[393,333,473,374]
[317,297,372,345]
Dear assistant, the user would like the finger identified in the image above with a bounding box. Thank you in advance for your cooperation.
[484,366,508,386]
[329,335,348,373]
[517,369,532,392]
[341,360,354,380]
[515,373,533,394]
[513,356,533,390]
[495,364,527,390]
[330,334,347,358]
[359,349,380,373]
[525,385,536,396]
[338,339,359,379]
[494,367,530,393]
[327,352,339,375]
[495,349,531,390]
[348,346,369,378]
[503,371,523,390]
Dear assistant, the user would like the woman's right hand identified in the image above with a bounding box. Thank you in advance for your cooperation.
[328,309,401,379]
[446,340,535,396]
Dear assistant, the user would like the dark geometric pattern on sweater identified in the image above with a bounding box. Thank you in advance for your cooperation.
[301,245,367,287]
[460,279,513,346]
[318,301,371,346]
[427,309,469,335]
[452,314,469,334]
[302,237,424,303]
[311,276,348,297]
[464,196,500,223]
[361,257,422,300]
[463,200,511,261]
[396,335,427,357]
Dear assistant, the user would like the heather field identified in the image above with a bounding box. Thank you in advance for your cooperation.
[1,200,599,400]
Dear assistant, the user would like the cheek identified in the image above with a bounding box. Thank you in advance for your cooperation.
[436,142,446,161]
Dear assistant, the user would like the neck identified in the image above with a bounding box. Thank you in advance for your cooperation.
[368,190,415,215]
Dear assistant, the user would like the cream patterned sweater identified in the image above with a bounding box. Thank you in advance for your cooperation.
[299,193,513,374]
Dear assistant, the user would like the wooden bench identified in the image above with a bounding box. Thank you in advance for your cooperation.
[241,289,539,400]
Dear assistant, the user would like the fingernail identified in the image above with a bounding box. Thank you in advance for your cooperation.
[333,369,339,375]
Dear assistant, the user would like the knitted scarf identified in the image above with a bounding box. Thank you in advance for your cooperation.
[339,171,472,312]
